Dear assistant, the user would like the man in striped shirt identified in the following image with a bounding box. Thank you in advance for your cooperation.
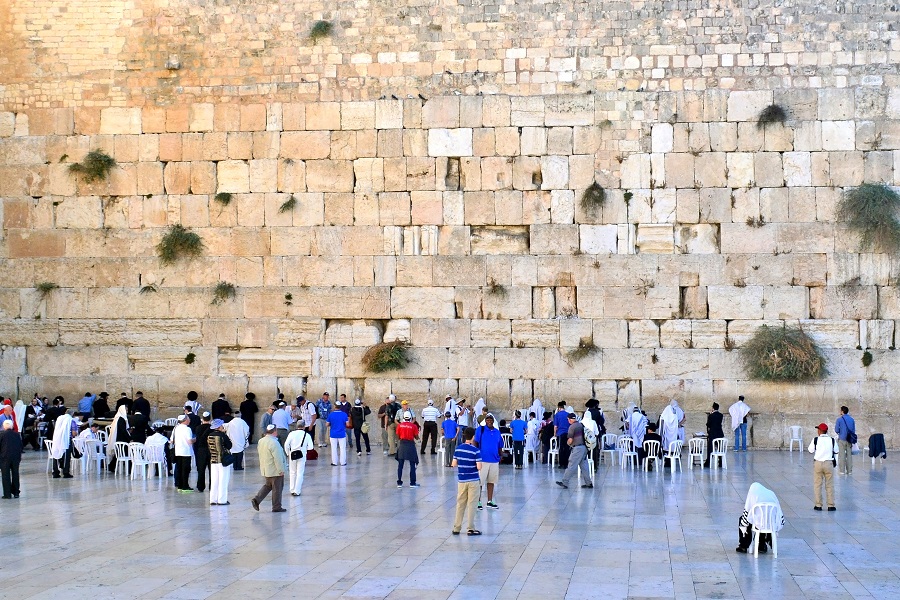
[420,399,441,455]
[451,427,482,535]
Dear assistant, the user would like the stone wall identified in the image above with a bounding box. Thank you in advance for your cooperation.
[0,0,899,446]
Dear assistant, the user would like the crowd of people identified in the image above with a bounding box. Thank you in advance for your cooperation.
[0,388,863,554]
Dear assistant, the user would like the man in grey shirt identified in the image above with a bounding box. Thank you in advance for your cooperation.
[556,413,593,489]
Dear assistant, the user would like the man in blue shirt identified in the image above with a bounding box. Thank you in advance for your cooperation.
[474,413,503,510]
[77,393,95,418]
[553,401,571,468]
[315,392,332,448]
[441,412,458,467]
[509,410,528,469]
[451,427,482,535]
[834,406,856,476]
[327,407,350,466]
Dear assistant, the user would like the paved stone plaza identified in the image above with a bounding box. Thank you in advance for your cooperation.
[1,445,897,600]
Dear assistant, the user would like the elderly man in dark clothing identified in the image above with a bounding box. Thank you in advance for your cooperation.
[0,420,24,499]
[239,393,259,444]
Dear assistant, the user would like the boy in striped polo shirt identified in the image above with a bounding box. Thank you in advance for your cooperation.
[451,427,482,536]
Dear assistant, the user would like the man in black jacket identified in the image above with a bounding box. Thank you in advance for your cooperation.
[211,394,233,421]
[194,412,213,493]
[130,411,153,444]
[239,393,259,444]
[132,391,151,418]
[705,402,725,467]
[0,420,24,498]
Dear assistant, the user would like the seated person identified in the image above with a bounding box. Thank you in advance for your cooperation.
[737,482,784,554]
[498,419,511,435]
[77,422,101,440]
[638,423,663,469]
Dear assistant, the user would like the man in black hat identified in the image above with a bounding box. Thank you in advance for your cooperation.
[239,392,259,444]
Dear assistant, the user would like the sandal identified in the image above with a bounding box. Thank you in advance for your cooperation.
[467,530,482,536]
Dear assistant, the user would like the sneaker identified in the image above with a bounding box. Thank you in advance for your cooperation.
[397,483,403,488]
[367,452,371,455]
[581,484,594,489]
[383,451,388,456]
[487,502,499,510]
[272,508,287,513]
[409,483,420,488]
[813,506,823,511]
[556,481,568,489]
[477,503,483,510]
[828,507,837,511]
[357,452,362,456]
[251,498,260,511]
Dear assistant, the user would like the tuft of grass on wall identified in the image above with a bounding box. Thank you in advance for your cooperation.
[566,337,599,362]
[741,324,827,382]
[185,352,196,365]
[485,277,507,298]
[756,104,788,128]
[837,183,900,254]
[214,192,233,206]
[211,281,236,306]
[68,150,117,183]
[580,182,605,214]
[36,282,58,299]
[310,20,333,43]
[139,284,158,294]
[279,194,297,214]
[862,350,873,367]
[156,224,205,265]
[362,341,410,373]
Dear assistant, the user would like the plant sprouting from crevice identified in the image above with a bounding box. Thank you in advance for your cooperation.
[862,350,873,367]
[68,150,117,183]
[139,284,158,294]
[567,337,599,363]
[310,20,333,43]
[211,281,236,306]
[362,341,410,373]
[757,104,788,128]
[36,282,58,299]
[837,183,900,254]
[741,324,827,382]
[156,224,205,265]
[485,277,507,298]
[185,352,196,365]
[214,192,233,206]
[279,195,297,214]
[581,182,605,214]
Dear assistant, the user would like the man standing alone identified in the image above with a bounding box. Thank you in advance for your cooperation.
[808,423,837,511]
[0,420,23,499]
[556,413,593,489]
[704,402,725,467]
[729,396,751,452]
[172,414,194,492]
[834,406,856,476]
[251,424,289,513]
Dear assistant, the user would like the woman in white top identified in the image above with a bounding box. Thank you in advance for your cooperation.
[284,427,315,496]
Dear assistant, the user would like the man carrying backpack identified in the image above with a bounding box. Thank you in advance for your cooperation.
[834,406,856,476]
[808,423,837,511]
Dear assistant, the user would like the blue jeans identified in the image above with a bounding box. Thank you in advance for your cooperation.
[397,459,416,485]
[734,423,747,451]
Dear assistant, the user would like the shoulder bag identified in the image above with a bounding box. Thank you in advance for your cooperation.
[290,431,308,461]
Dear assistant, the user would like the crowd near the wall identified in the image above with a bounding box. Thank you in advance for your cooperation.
[0,390,876,551]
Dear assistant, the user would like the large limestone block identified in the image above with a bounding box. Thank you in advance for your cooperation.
[422,97,460,129]
[245,287,391,319]
[676,224,719,254]
[690,319,727,348]
[313,347,345,378]
[795,320,860,349]
[593,319,628,348]
[653,349,710,380]
[483,286,531,320]
[600,348,656,379]
[620,154,651,189]
[544,95,593,126]
[708,286,764,319]
[57,319,124,345]
[219,349,312,376]
[306,160,354,192]
[822,121,855,151]
[532,287,555,319]
[719,224,777,254]
[410,318,470,347]
[341,102,375,130]
[628,320,660,348]
[809,286,877,320]
[281,131,330,159]
[579,225,618,254]
[559,318,593,347]
[726,91,773,122]
[636,224,674,254]
[0,346,26,377]
[375,99,404,130]
[763,286,809,319]
[782,152,811,186]
[449,348,495,378]
[510,97,545,126]
[217,160,250,193]
[428,129,473,156]
[324,319,383,347]
[471,225,529,255]
[511,320,559,348]
[100,108,141,134]
[695,153,727,187]
[29,346,129,376]
[272,319,325,347]
[471,320,511,348]
[55,197,102,229]
[530,224,578,255]
[391,287,456,318]
[0,319,58,346]
[493,348,545,378]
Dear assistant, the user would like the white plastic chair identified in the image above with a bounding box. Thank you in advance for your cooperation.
[788,426,803,452]
[547,436,559,468]
[129,443,149,479]
[145,443,168,477]
[642,440,661,471]
[665,440,683,473]
[711,438,728,469]
[578,448,596,482]
[165,418,179,427]
[501,433,513,451]
[114,441,132,477]
[151,420,165,429]
[600,433,618,466]
[749,502,780,557]
[71,438,88,474]
[618,436,637,470]
[45,439,55,473]
[436,435,446,465]
[82,438,105,474]
[688,438,706,469]
[37,422,48,448]
[98,431,107,443]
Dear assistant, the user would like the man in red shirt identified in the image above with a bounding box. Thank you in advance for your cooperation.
[395,412,421,488]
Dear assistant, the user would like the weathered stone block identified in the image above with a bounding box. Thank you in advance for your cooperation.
[219,349,312,376]
[708,286,764,319]
[530,224,578,255]
[636,224,674,254]
[428,129,473,156]
[100,108,141,135]
[391,287,456,318]
[306,160,354,193]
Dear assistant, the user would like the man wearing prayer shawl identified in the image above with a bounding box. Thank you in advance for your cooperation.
[660,400,684,451]
[627,407,648,448]
[736,482,784,554]
[50,413,74,478]
[729,396,751,452]
[106,405,131,473]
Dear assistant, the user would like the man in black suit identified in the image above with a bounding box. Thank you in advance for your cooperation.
[239,393,259,444]
[183,405,201,434]
[130,411,153,444]
[0,421,24,499]
[132,391,151,418]
[211,394,233,421]
[639,423,663,470]
[705,402,725,467]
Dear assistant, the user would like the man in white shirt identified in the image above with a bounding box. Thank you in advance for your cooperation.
[225,416,250,471]
[420,400,441,455]
[172,414,195,493]
[77,422,101,440]
[808,422,837,511]
[272,401,293,448]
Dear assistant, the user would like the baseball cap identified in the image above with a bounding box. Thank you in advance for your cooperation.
[567,412,577,420]
[427,399,434,406]
[403,411,412,421]
[817,423,828,432]
[401,400,408,405]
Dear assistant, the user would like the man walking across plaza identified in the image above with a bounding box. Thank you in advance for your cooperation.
[251,424,289,513]
[420,399,441,455]
[451,427,482,535]
[808,423,837,511]
[553,401,571,468]
[272,401,292,448]
[474,413,502,509]
[327,403,350,466]
[0,420,23,499]
[834,406,856,476]
[556,413,593,489]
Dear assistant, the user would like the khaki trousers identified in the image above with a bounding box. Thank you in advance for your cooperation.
[453,480,480,533]
[813,460,835,508]
[838,439,852,475]
[387,423,398,454]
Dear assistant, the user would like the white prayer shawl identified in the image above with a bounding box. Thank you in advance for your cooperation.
[474,397,486,416]
[672,400,685,442]
[225,417,250,453]
[50,414,73,459]
[184,399,202,414]
[729,400,751,432]
[530,398,544,421]
[622,402,637,430]
[660,403,680,449]
[106,405,129,460]
[628,410,648,447]
[444,398,459,418]
[13,401,26,433]
[581,412,599,437]
[526,417,540,451]
[744,482,784,532]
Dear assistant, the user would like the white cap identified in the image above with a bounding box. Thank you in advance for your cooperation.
[427,399,434,405]
[388,394,396,401]
[403,411,412,421]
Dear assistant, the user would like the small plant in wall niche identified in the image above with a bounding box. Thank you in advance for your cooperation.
[68,150,116,183]
[862,350,873,367]
[623,190,633,205]
[184,352,196,365]
[139,283,158,294]
[214,192,233,206]
[35,282,58,299]
[309,20,334,43]
[211,281,236,306]
[741,324,827,382]
[156,224,205,265]
[284,292,293,306]
[756,104,788,129]
[580,182,605,214]
[362,340,410,373]
[745,215,766,228]
[485,277,507,298]
[567,337,599,363]
[278,194,298,214]
[838,183,900,254]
